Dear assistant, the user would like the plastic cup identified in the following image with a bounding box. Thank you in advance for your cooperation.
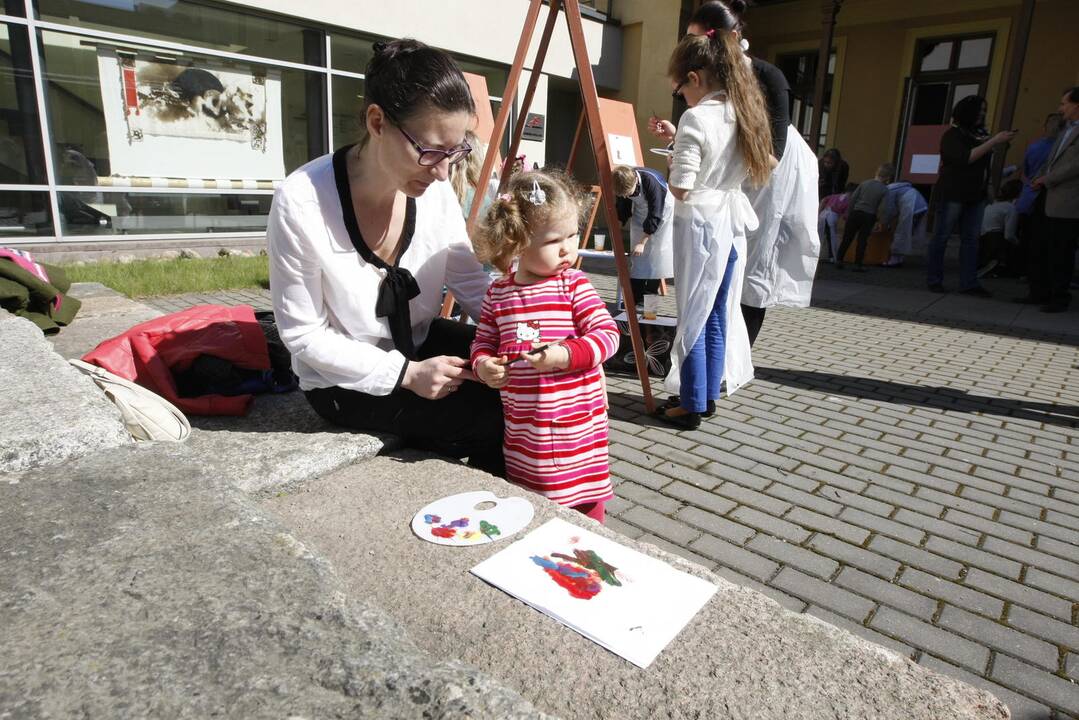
[643,294,659,320]
[593,233,606,251]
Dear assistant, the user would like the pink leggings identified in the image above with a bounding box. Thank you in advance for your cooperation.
[574,501,606,524]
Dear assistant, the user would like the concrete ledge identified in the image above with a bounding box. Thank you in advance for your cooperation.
[0,443,548,719]
[189,392,396,495]
[264,452,1010,720]
[0,310,131,474]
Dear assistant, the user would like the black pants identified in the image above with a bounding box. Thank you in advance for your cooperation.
[630,278,661,306]
[1046,216,1079,307]
[740,304,766,347]
[837,210,876,266]
[305,319,505,477]
[1025,191,1052,301]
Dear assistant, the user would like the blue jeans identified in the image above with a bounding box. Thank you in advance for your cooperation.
[927,200,985,290]
[680,246,738,413]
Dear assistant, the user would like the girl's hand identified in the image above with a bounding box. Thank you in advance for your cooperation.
[476,355,511,389]
[521,342,570,373]
[648,116,676,141]
[402,356,470,400]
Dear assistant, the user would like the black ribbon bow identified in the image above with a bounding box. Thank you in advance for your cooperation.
[333,146,421,359]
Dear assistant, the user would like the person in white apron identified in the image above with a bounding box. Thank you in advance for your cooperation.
[654,26,773,430]
[613,165,675,305]
[740,125,821,346]
[880,181,929,267]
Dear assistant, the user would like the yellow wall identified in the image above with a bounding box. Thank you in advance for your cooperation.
[609,0,682,175]
[747,0,1077,183]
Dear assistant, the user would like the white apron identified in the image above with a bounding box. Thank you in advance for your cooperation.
[629,169,675,280]
[741,126,820,309]
[665,187,757,398]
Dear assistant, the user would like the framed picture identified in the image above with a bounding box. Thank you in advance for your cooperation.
[98,49,286,182]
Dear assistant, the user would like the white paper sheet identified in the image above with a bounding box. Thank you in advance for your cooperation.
[910,154,940,175]
[608,133,638,166]
[471,517,717,668]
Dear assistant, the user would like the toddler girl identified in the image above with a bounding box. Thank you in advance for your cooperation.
[470,170,619,523]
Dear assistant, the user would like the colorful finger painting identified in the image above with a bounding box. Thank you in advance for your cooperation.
[470,518,719,668]
[410,491,534,547]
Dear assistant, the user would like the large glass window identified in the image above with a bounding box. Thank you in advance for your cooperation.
[331,34,372,75]
[0,23,47,184]
[332,74,364,150]
[34,0,323,66]
[0,190,52,236]
[777,49,835,152]
[38,29,325,186]
[58,190,269,235]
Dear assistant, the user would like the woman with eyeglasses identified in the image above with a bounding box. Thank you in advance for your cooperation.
[267,39,505,476]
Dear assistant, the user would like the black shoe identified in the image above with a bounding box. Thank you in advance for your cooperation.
[927,283,947,293]
[959,286,992,298]
[652,407,701,430]
[1040,303,1069,314]
[852,264,866,273]
[662,395,715,417]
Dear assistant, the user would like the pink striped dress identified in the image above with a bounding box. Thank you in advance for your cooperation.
[470,268,619,507]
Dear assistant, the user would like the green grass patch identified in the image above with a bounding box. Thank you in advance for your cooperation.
[62,255,270,298]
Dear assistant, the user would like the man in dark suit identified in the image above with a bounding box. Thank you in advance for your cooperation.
[1031,87,1079,313]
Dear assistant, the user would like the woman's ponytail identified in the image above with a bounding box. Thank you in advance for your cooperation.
[712,31,773,187]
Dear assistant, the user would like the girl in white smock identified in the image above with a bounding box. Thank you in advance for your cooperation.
[654,29,775,430]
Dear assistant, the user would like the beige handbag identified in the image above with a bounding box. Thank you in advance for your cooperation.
[69,359,191,442]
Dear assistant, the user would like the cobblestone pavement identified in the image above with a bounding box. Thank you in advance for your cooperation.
[143,272,1079,719]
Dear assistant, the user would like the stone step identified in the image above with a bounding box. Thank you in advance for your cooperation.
[263,452,1009,720]
[0,442,546,718]
[0,309,131,475]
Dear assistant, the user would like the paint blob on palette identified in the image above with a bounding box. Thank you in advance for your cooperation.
[411,491,534,546]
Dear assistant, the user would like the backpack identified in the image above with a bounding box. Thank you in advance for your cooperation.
[69,359,191,442]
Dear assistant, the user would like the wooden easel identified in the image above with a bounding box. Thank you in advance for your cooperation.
[449,0,656,412]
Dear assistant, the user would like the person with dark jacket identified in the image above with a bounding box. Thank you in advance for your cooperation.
[835,164,894,271]
[1029,86,1079,312]
[819,148,850,200]
[926,95,1016,295]
[613,165,674,306]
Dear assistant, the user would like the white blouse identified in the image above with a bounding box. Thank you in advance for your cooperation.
[267,153,491,396]
[669,91,748,194]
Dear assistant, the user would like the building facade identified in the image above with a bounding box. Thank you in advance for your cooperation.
[0,0,624,253]
[745,0,1079,186]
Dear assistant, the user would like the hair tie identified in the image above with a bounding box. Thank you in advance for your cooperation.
[498,193,513,202]
[704,29,716,39]
[527,179,547,206]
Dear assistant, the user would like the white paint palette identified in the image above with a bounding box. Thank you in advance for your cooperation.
[411,491,535,547]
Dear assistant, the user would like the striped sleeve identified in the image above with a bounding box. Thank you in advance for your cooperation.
[469,286,500,373]
[562,273,619,372]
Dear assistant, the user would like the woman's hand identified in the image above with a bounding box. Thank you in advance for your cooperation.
[521,342,570,373]
[992,129,1018,146]
[401,356,471,400]
[633,241,647,256]
[476,355,511,389]
[648,116,676,142]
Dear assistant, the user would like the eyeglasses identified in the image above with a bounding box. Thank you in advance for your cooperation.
[672,81,686,99]
[392,120,472,167]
